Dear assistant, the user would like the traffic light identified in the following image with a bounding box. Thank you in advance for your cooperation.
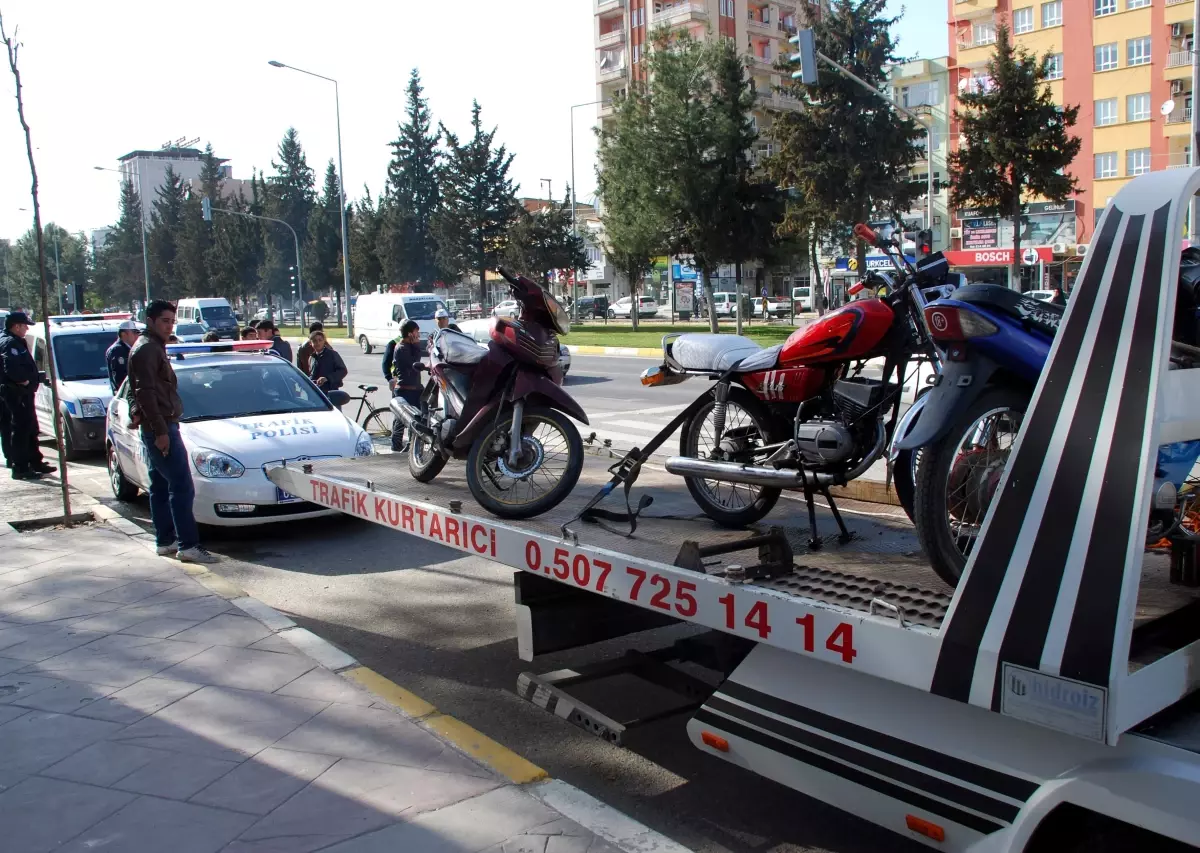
[916,229,934,258]
[788,29,818,85]
[201,197,212,222]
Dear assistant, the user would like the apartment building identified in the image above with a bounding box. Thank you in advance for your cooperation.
[948,0,1197,281]
[889,57,953,251]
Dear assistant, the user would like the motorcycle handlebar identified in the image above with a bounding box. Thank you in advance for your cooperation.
[853,223,880,245]
[497,267,521,287]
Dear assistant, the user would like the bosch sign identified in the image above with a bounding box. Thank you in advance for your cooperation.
[943,248,1053,266]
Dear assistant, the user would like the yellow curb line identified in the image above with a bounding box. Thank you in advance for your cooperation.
[343,665,548,785]
[567,345,661,357]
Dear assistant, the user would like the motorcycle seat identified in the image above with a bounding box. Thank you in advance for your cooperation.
[951,284,1063,338]
[733,343,783,372]
[671,334,763,372]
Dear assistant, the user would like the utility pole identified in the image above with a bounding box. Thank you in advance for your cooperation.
[202,198,302,312]
[570,99,608,323]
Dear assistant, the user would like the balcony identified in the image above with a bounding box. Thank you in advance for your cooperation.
[599,26,625,46]
[755,89,778,109]
[1168,0,1190,6]
[750,53,776,71]
[952,0,998,20]
[653,2,708,25]
[1167,50,1195,68]
[598,50,627,82]
[748,11,773,33]
[1166,106,1193,124]
[1169,152,1192,168]
[595,0,625,16]
[957,28,996,49]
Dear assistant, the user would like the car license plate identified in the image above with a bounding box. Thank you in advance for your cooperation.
[276,487,301,504]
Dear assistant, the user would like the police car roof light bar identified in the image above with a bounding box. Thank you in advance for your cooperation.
[49,313,134,324]
[165,340,273,356]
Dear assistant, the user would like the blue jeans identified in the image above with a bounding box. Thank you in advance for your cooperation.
[140,424,200,551]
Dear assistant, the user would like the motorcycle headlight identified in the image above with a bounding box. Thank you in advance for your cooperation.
[80,398,106,418]
[354,431,375,458]
[192,448,246,478]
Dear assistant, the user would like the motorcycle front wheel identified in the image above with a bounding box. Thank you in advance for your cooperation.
[466,406,584,519]
[681,386,783,527]
[408,430,447,483]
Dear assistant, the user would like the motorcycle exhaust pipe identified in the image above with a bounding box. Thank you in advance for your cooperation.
[389,399,435,437]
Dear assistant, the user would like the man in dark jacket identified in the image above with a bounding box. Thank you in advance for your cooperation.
[257,321,293,363]
[296,322,323,376]
[0,311,53,479]
[106,319,141,393]
[386,320,425,452]
[128,300,215,565]
[306,330,349,407]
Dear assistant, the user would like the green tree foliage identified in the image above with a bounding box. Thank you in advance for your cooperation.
[208,186,263,307]
[308,160,345,299]
[768,0,923,271]
[502,195,588,286]
[379,69,444,286]
[435,101,518,308]
[93,178,146,309]
[262,128,315,305]
[596,78,666,331]
[6,224,87,311]
[950,24,1080,279]
[349,187,384,291]
[146,166,187,298]
[176,145,224,298]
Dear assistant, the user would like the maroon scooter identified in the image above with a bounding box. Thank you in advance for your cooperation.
[391,268,587,519]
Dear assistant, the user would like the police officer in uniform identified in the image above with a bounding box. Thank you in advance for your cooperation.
[0,311,54,480]
[106,319,141,394]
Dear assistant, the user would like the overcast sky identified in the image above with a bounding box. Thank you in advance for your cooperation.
[0,0,945,244]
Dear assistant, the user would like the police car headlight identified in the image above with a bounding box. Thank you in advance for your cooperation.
[192,448,246,478]
[80,398,106,418]
[354,431,374,458]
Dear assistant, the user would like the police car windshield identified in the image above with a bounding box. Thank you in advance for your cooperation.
[52,332,116,381]
[176,360,331,422]
[199,306,235,325]
[402,300,446,320]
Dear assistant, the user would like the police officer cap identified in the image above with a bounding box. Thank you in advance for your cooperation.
[434,308,449,319]
[117,320,141,332]
[4,311,32,329]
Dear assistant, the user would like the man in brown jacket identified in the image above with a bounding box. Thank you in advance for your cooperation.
[128,300,215,564]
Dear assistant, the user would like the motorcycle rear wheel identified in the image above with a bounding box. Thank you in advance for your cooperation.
[681,387,783,527]
[466,406,583,519]
[408,431,447,483]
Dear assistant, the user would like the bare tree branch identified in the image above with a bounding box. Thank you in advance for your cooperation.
[1,9,72,514]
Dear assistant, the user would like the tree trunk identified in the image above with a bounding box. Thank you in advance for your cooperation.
[630,271,639,331]
[735,261,744,335]
[479,249,488,314]
[702,268,718,333]
[1010,188,1022,290]
[810,234,824,316]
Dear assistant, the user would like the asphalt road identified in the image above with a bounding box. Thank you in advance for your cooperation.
[63,351,922,853]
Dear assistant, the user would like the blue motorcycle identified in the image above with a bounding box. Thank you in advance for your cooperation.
[892,274,1200,587]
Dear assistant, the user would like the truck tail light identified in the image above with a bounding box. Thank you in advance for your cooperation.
[701,731,729,752]
[924,306,998,342]
[905,814,945,842]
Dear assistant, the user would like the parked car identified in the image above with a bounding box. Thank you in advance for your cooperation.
[493,299,521,319]
[792,285,814,312]
[573,295,609,319]
[1027,289,1058,302]
[752,296,788,318]
[608,296,658,319]
[172,323,207,343]
[705,292,751,318]
[281,309,298,325]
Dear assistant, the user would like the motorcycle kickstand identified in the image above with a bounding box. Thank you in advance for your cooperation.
[819,486,853,545]
[803,484,822,551]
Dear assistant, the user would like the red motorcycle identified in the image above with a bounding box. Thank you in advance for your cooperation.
[391,268,587,519]
[642,225,951,543]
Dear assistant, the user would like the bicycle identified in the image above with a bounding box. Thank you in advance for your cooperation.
[341,383,393,440]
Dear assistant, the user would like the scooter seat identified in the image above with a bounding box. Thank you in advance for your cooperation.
[671,334,763,372]
[952,284,1063,338]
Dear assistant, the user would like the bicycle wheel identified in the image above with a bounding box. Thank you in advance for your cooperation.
[361,406,393,441]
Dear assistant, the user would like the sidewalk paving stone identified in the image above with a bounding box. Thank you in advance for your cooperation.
[274,666,376,707]
[272,703,449,767]
[0,625,106,661]
[71,676,203,724]
[190,747,340,816]
[8,677,117,714]
[22,633,211,687]
[169,613,273,648]
[0,709,123,787]
[0,775,135,853]
[113,751,241,800]
[57,795,257,853]
[160,644,316,691]
[43,740,176,787]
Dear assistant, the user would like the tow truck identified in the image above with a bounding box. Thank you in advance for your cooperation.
[267,171,1200,851]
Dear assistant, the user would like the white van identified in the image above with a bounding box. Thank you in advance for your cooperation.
[792,285,813,312]
[174,298,239,340]
[354,292,448,353]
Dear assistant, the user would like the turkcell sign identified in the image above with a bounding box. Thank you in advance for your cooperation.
[1001,663,1107,742]
[834,254,915,271]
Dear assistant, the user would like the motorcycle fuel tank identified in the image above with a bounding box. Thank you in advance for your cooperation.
[780,299,894,365]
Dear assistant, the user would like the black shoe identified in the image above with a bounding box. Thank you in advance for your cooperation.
[12,468,44,481]
[33,462,56,474]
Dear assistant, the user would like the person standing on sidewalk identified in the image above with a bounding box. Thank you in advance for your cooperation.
[0,311,54,480]
[127,300,216,565]
[385,320,425,452]
[257,320,293,363]
[106,320,140,394]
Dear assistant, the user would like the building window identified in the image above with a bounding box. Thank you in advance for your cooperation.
[898,80,941,107]
[1013,7,1034,33]
[1094,0,1116,16]
[1127,148,1151,175]
[1095,152,1118,178]
[1042,0,1062,27]
[1127,37,1151,66]
[1045,53,1064,79]
[1094,43,1118,71]
[719,0,734,16]
[1126,0,1150,8]
[1127,92,1150,121]
[1095,98,1118,126]
[972,21,997,45]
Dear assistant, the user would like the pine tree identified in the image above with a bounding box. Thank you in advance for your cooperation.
[263,128,315,306]
[434,102,518,308]
[93,178,146,309]
[177,145,224,298]
[146,166,187,298]
[950,24,1080,281]
[379,69,443,286]
[308,161,344,301]
[502,194,588,286]
[350,187,384,290]
[768,0,923,272]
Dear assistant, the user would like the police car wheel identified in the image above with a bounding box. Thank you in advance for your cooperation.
[107,444,138,501]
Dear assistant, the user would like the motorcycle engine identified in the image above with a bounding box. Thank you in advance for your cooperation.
[795,419,855,464]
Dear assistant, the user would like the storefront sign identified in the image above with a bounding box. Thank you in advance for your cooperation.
[957,200,1076,218]
[834,254,915,271]
[962,218,999,249]
[672,263,698,281]
[943,247,1053,266]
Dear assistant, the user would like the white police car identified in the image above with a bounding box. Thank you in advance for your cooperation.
[27,314,138,459]
[105,340,374,527]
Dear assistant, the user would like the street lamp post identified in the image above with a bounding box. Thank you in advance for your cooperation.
[268,60,354,336]
[206,204,302,312]
[93,166,151,306]
[569,99,608,322]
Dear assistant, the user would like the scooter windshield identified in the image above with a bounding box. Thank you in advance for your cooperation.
[543,290,571,336]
